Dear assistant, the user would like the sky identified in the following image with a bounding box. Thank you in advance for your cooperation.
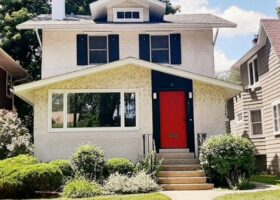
[170,0,279,72]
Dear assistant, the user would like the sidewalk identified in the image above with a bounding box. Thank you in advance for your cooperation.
[161,183,279,200]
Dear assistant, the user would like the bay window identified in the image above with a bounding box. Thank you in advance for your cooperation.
[49,90,138,131]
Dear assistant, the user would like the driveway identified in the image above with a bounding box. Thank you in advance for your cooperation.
[161,183,279,200]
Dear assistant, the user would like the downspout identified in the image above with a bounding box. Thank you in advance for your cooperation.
[35,29,42,48]
[213,28,219,46]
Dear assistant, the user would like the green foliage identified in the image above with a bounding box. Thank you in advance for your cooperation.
[0,156,64,198]
[50,159,74,178]
[104,172,159,194]
[70,145,106,181]
[160,0,181,14]
[251,175,280,185]
[62,177,103,198]
[135,151,163,180]
[216,68,241,85]
[214,190,280,200]
[106,158,135,175]
[0,109,33,159]
[199,134,255,187]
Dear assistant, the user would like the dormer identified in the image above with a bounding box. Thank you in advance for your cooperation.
[90,0,166,22]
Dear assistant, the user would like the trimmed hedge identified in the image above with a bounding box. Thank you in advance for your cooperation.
[106,158,135,175]
[50,160,74,177]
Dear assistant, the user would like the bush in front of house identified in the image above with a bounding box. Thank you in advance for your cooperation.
[0,155,64,198]
[105,158,135,175]
[50,159,74,178]
[199,134,255,188]
[70,145,106,181]
[0,109,33,159]
[62,178,103,198]
[104,172,159,194]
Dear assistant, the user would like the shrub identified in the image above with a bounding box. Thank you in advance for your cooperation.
[135,151,163,180]
[50,160,74,178]
[104,172,159,194]
[199,134,255,187]
[70,145,105,181]
[0,109,33,159]
[106,158,135,175]
[62,178,103,198]
[0,160,64,198]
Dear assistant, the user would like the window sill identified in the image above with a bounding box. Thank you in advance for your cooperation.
[48,127,140,133]
[246,83,261,91]
[274,132,280,136]
[249,135,265,139]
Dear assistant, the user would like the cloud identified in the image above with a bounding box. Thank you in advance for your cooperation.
[214,48,237,72]
[171,0,272,37]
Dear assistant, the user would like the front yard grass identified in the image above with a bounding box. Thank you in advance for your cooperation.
[214,190,280,200]
[250,175,280,185]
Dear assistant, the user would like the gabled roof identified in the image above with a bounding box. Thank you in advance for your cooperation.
[14,58,243,105]
[90,0,166,21]
[0,48,28,79]
[16,14,236,30]
[233,19,280,68]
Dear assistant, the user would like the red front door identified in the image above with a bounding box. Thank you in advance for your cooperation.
[160,91,188,149]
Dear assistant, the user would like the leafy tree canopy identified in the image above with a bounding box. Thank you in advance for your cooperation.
[216,68,241,85]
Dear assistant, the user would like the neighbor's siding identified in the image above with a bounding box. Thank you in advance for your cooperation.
[33,65,153,162]
[0,67,12,110]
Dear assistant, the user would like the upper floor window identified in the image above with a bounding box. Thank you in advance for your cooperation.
[89,36,108,64]
[250,110,263,136]
[113,8,143,22]
[151,35,170,64]
[236,112,243,123]
[6,74,12,98]
[273,101,280,135]
[247,56,259,86]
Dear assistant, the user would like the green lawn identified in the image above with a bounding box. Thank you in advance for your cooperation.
[214,190,280,200]
[56,193,170,200]
[250,175,280,185]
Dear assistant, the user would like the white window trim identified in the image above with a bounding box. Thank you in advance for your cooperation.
[150,34,171,64]
[6,73,12,99]
[272,99,280,136]
[249,109,264,138]
[247,55,260,88]
[48,89,140,133]
[113,8,144,22]
[236,112,243,124]
[88,35,109,65]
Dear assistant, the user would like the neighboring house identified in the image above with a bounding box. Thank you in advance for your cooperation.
[0,48,28,110]
[228,19,280,174]
[14,0,242,163]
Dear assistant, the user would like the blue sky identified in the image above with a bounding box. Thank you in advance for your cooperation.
[171,0,279,72]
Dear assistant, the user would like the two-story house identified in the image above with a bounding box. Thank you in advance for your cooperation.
[13,0,242,189]
[229,19,280,174]
[0,48,28,110]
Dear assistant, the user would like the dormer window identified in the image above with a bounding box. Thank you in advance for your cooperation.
[113,8,143,22]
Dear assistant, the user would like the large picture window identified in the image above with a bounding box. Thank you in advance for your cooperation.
[89,36,108,64]
[151,35,170,64]
[250,110,263,136]
[273,102,280,134]
[49,90,138,131]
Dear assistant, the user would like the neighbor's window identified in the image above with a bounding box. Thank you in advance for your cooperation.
[6,74,12,98]
[151,35,170,63]
[50,91,138,130]
[248,56,259,86]
[250,110,263,136]
[89,36,108,64]
[236,113,243,122]
[273,103,280,134]
[51,93,64,128]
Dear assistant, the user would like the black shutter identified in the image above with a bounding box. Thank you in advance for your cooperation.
[170,34,182,65]
[108,35,120,62]
[139,34,150,61]
[77,34,88,66]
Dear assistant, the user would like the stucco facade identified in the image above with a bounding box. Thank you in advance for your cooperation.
[42,29,215,79]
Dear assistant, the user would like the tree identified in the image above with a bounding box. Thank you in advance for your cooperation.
[216,68,241,85]
[277,6,280,18]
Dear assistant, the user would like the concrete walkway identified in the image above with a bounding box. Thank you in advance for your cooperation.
[161,183,279,200]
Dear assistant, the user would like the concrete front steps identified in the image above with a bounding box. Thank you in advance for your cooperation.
[158,149,214,191]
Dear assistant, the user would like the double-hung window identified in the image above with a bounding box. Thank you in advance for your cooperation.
[248,56,259,86]
[89,36,108,64]
[151,35,170,64]
[273,101,280,135]
[50,90,138,131]
[250,110,263,136]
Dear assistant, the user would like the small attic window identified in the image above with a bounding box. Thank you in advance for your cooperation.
[113,8,143,22]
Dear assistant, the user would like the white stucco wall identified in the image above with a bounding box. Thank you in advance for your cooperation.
[34,65,152,162]
[42,29,215,79]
